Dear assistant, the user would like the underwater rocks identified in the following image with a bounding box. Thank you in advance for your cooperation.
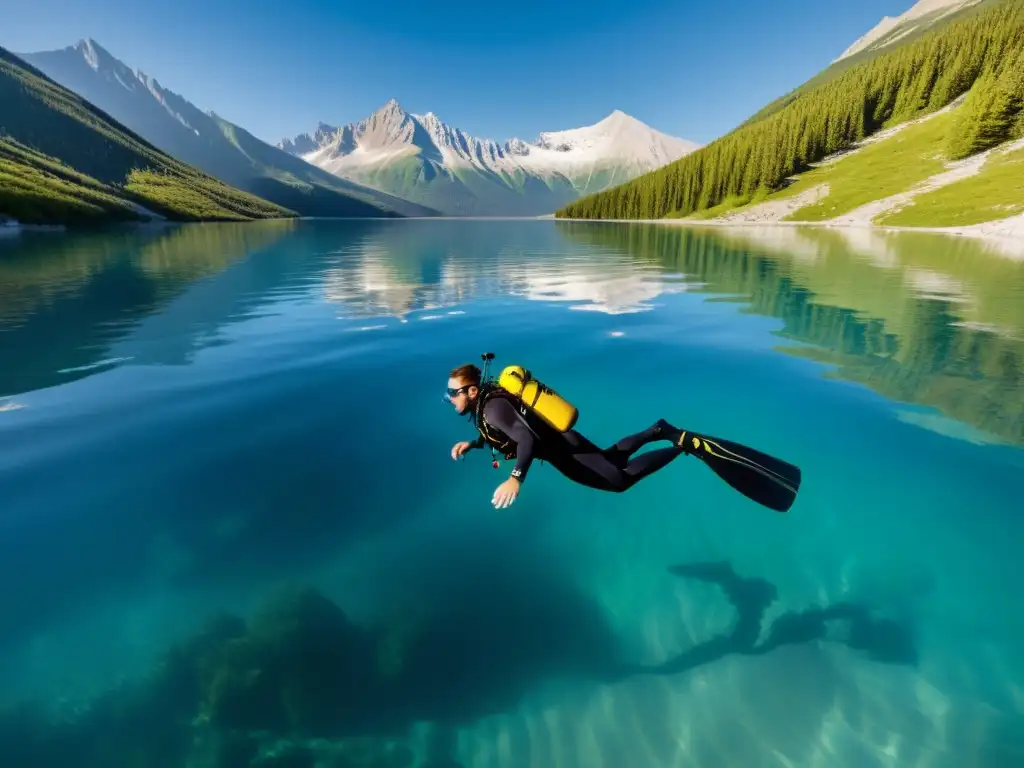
[0,583,419,768]
[155,610,250,719]
[196,584,381,737]
[260,736,417,768]
[185,728,427,768]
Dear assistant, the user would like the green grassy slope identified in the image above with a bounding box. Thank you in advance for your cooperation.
[1,137,146,225]
[879,141,1024,226]
[678,111,958,222]
[782,110,955,221]
[555,0,1024,222]
[0,47,294,226]
[700,67,1024,227]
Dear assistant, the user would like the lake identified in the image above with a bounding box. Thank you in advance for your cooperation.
[1,218,1022,767]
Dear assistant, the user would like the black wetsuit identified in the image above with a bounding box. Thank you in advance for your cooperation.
[473,394,685,493]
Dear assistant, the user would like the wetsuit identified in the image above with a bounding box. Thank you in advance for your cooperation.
[473,393,685,493]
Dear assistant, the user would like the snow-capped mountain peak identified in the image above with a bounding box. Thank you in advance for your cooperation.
[76,38,105,70]
[277,102,699,215]
[279,103,697,200]
[527,108,698,167]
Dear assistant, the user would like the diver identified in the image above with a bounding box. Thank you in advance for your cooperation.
[445,354,802,512]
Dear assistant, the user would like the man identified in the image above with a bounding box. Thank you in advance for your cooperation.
[445,363,689,509]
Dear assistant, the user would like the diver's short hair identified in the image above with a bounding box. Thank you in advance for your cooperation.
[449,363,481,386]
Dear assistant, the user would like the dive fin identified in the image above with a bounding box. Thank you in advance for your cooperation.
[678,430,802,513]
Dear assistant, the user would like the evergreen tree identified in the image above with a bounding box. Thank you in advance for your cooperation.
[948,47,1024,159]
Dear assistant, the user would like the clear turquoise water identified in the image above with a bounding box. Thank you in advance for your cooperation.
[1,218,1023,766]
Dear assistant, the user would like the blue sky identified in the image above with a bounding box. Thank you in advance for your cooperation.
[4,0,913,147]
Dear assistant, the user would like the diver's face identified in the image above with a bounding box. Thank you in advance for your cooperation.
[446,377,477,415]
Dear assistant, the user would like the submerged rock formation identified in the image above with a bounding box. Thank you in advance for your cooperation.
[0,561,917,768]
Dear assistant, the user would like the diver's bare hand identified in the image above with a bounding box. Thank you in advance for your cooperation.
[451,441,473,460]
[492,477,520,508]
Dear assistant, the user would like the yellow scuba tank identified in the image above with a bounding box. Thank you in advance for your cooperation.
[497,364,578,432]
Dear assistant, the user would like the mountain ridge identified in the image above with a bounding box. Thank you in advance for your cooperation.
[278,100,700,216]
[19,39,439,218]
[835,0,983,62]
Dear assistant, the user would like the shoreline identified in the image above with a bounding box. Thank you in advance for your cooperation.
[550,213,1024,259]
[0,219,65,235]
[556,213,1016,236]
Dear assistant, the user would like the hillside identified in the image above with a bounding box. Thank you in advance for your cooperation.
[278,101,699,216]
[554,0,1024,227]
[20,40,438,218]
[0,47,293,226]
[691,95,1024,238]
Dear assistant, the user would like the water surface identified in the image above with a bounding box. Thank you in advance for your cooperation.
[1,218,1022,767]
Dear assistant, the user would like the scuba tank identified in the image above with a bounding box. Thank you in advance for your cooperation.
[498,365,578,432]
[481,352,578,432]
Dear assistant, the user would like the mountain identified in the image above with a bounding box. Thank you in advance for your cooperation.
[19,39,438,218]
[0,46,293,226]
[277,101,699,216]
[555,0,1024,226]
[835,0,983,63]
